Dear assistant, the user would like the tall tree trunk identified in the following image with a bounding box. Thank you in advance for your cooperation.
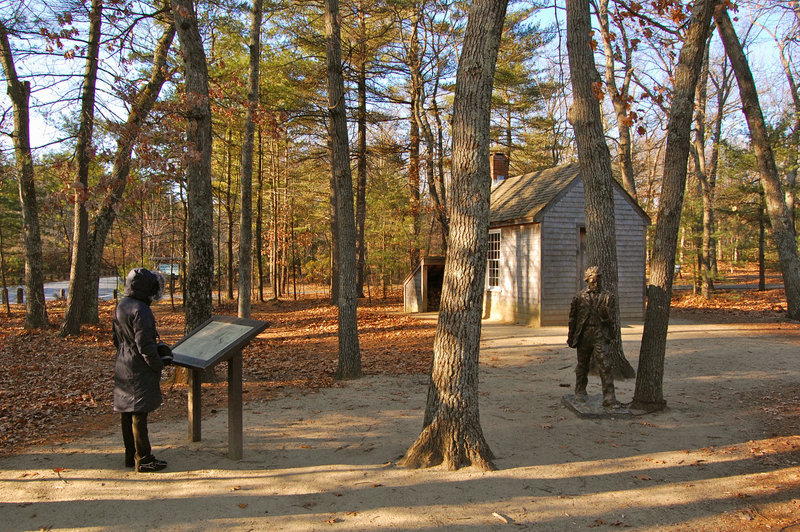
[225,128,235,301]
[631,0,718,412]
[566,0,634,379]
[432,81,449,252]
[598,0,637,199]
[355,7,368,299]
[271,141,280,300]
[692,40,713,299]
[324,0,361,379]
[776,27,800,226]
[172,0,214,333]
[414,72,450,248]
[400,0,507,471]
[0,224,10,316]
[0,23,48,328]
[179,177,188,306]
[61,0,102,337]
[82,19,175,324]
[216,183,222,304]
[237,0,261,318]
[256,127,265,302]
[408,13,421,270]
[708,61,731,278]
[328,153,339,304]
[759,186,766,291]
[715,7,800,319]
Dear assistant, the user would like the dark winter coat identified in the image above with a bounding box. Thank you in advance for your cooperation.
[113,268,164,413]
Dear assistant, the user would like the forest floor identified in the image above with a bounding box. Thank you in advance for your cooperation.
[1,267,800,530]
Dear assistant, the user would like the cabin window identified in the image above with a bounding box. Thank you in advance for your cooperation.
[487,230,501,289]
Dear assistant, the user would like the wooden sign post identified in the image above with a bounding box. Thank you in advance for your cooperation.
[170,316,268,460]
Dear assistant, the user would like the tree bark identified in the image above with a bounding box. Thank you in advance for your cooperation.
[61,0,102,336]
[172,0,214,333]
[82,18,175,324]
[631,0,718,412]
[0,22,48,328]
[566,0,634,379]
[400,0,507,471]
[715,7,800,320]
[324,0,361,379]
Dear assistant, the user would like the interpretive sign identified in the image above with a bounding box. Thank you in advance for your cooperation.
[172,316,267,370]
[170,315,268,460]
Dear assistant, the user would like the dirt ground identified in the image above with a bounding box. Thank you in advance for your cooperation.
[2,313,800,531]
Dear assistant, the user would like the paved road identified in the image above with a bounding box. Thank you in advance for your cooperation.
[5,276,122,302]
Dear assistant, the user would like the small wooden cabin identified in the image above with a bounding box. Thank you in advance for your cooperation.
[403,158,650,326]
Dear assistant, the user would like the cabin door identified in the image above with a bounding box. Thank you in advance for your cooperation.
[577,226,587,291]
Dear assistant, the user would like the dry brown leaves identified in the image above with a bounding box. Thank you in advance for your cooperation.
[670,265,798,325]
[671,288,793,322]
[0,295,435,458]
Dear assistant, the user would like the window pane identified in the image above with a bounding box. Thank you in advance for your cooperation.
[488,232,500,288]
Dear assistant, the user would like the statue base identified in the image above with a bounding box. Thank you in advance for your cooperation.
[561,394,649,419]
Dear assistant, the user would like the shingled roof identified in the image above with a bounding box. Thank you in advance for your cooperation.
[490,163,581,225]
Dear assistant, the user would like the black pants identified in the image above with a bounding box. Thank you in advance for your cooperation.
[120,412,152,466]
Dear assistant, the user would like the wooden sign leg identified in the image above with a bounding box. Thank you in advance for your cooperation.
[189,368,202,442]
[228,352,243,460]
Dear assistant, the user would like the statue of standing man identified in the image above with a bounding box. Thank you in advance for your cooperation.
[567,266,618,407]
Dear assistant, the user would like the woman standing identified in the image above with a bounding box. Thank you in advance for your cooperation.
[112,268,170,472]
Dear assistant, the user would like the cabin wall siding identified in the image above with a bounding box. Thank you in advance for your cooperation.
[537,180,646,325]
[483,224,541,325]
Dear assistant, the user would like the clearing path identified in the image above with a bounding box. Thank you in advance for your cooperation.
[1,317,799,531]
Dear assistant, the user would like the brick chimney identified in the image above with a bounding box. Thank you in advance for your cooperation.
[490,152,509,185]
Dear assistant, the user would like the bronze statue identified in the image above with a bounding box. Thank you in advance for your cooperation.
[567,266,618,407]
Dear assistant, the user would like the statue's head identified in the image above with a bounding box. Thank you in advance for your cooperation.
[584,266,601,290]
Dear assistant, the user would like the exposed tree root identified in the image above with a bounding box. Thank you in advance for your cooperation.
[629,398,666,413]
[399,415,496,471]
